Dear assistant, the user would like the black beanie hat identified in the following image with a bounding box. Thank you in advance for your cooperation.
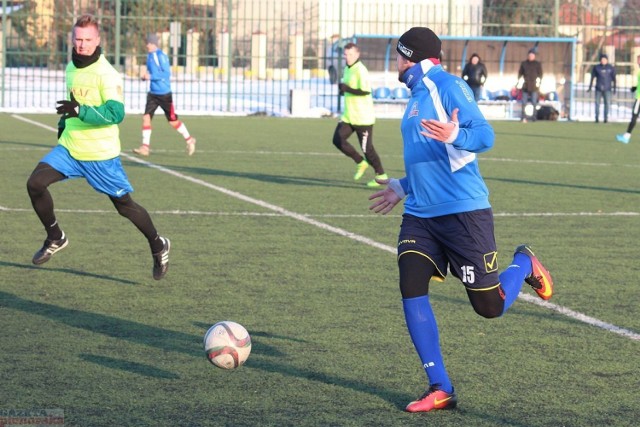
[397,27,442,63]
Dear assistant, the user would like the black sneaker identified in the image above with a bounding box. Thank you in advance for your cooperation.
[32,233,69,265]
[152,236,170,280]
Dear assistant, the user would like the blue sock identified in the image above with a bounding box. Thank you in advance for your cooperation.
[499,252,532,315]
[402,295,453,393]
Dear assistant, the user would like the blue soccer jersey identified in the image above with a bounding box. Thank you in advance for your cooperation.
[397,60,495,218]
[147,49,172,95]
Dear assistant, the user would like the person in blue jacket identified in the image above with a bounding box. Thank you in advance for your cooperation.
[368,27,554,413]
[133,33,196,156]
[587,53,616,123]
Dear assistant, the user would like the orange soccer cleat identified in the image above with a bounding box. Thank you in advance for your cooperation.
[515,244,554,300]
[405,385,458,413]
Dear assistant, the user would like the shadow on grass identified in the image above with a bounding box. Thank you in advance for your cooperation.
[495,131,588,142]
[1,291,412,407]
[484,176,640,195]
[193,321,309,345]
[0,291,201,357]
[80,354,180,379]
[127,162,369,190]
[0,261,139,285]
[1,291,534,423]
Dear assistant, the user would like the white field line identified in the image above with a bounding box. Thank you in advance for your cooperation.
[11,114,59,132]
[7,145,640,170]
[2,206,640,219]
[518,294,640,341]
[9,114,640,341]
[4,122,640,170]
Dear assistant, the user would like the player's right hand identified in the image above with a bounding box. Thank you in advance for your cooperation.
[369,180,402,215]
[56,93,80,118]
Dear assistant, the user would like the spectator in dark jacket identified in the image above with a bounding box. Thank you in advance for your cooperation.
[587,53,616,123]
[517,49,543,122]
[461,53,488,101]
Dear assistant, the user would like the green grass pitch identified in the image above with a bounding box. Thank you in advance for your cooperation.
[1,113,639,426]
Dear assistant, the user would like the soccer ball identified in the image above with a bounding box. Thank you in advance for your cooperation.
[203,321,252,369]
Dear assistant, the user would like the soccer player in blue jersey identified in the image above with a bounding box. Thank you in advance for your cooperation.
[368,27,554,413]
[133,33,196,156]
[26,15,170,280]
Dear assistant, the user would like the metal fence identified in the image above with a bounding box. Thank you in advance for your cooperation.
[1,0,640,121]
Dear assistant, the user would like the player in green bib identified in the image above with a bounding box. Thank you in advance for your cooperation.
[617,54,640,144]
[332,43,387,187]
[26,14,170,280]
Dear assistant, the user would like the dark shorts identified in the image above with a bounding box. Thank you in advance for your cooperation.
[397,210,500,290]
[145,92,178,121]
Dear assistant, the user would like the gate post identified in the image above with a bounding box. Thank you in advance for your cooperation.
[251,32,267,80]
[288,33,303,79]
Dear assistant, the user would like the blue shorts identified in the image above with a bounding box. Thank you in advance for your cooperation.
[397,210,499,290]
[41,145,134,198]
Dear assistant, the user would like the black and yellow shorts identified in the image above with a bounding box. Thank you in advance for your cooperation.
[397,209,500,290]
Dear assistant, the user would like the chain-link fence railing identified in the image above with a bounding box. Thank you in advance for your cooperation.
[1,0,639,120]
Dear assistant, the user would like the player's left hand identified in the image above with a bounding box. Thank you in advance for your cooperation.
[56,93,80,117]
[419,108,459,143]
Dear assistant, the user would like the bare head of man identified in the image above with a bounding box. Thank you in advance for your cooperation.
[72,14,101,56]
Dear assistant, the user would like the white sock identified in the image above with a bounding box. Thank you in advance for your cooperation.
[142,128,151,145]
[176,123,191,140]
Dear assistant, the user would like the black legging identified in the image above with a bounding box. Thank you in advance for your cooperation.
[332,122,385,175]
[398,252,505,318]
[626,99,640,134]
[26,162,161,251]
[26,163,65,236]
